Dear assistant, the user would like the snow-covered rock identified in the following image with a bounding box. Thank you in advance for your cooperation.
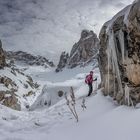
[99,0,140,105]
[30,85,68,110]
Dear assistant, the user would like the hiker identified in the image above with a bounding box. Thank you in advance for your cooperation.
[85,71,97,96]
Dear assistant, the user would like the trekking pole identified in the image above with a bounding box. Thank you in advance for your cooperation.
[96,78,98,90]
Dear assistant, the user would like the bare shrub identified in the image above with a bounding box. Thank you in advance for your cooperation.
[65,87,78,122]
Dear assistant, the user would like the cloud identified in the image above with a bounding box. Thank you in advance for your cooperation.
[98,0,133,7]
[0,0,135,60]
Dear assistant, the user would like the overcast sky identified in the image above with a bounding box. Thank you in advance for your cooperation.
[0,0,135,61]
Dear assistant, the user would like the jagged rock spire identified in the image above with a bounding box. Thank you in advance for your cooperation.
[55,51,69,72]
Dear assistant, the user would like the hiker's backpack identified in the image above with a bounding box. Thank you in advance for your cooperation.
[85,75,89,84]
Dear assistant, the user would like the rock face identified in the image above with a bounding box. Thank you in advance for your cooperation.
[68,30,99,68]
[98,1,140,106]
[56,30,99,72]
[6,51,55,68]
[0,40,6,69]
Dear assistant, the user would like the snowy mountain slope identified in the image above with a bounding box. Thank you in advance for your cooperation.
[47,93,140,140]
[0,67,42,110]
[28,65,98,110]
[23,64,94,82]
[0,66,140,140]
[0,65,99,139]
[6,50,55,68]
[0,0,134,62]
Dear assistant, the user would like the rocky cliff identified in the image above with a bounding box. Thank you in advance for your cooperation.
[98,0,140,106]
[56,30,99,72]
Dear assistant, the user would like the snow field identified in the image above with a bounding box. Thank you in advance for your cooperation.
[1,66,140,140]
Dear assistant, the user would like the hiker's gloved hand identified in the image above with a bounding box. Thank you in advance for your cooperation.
[93,78,97,81]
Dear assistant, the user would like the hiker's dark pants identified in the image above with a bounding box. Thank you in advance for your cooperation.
[88,83,93,96]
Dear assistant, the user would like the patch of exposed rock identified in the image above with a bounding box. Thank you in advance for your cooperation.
[0,90,20,110]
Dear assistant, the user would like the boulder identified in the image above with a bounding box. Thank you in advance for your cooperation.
[3,95,21,111]
[0,91,21,111]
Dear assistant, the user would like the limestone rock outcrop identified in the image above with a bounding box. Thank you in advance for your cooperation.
[98,1,140,106]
